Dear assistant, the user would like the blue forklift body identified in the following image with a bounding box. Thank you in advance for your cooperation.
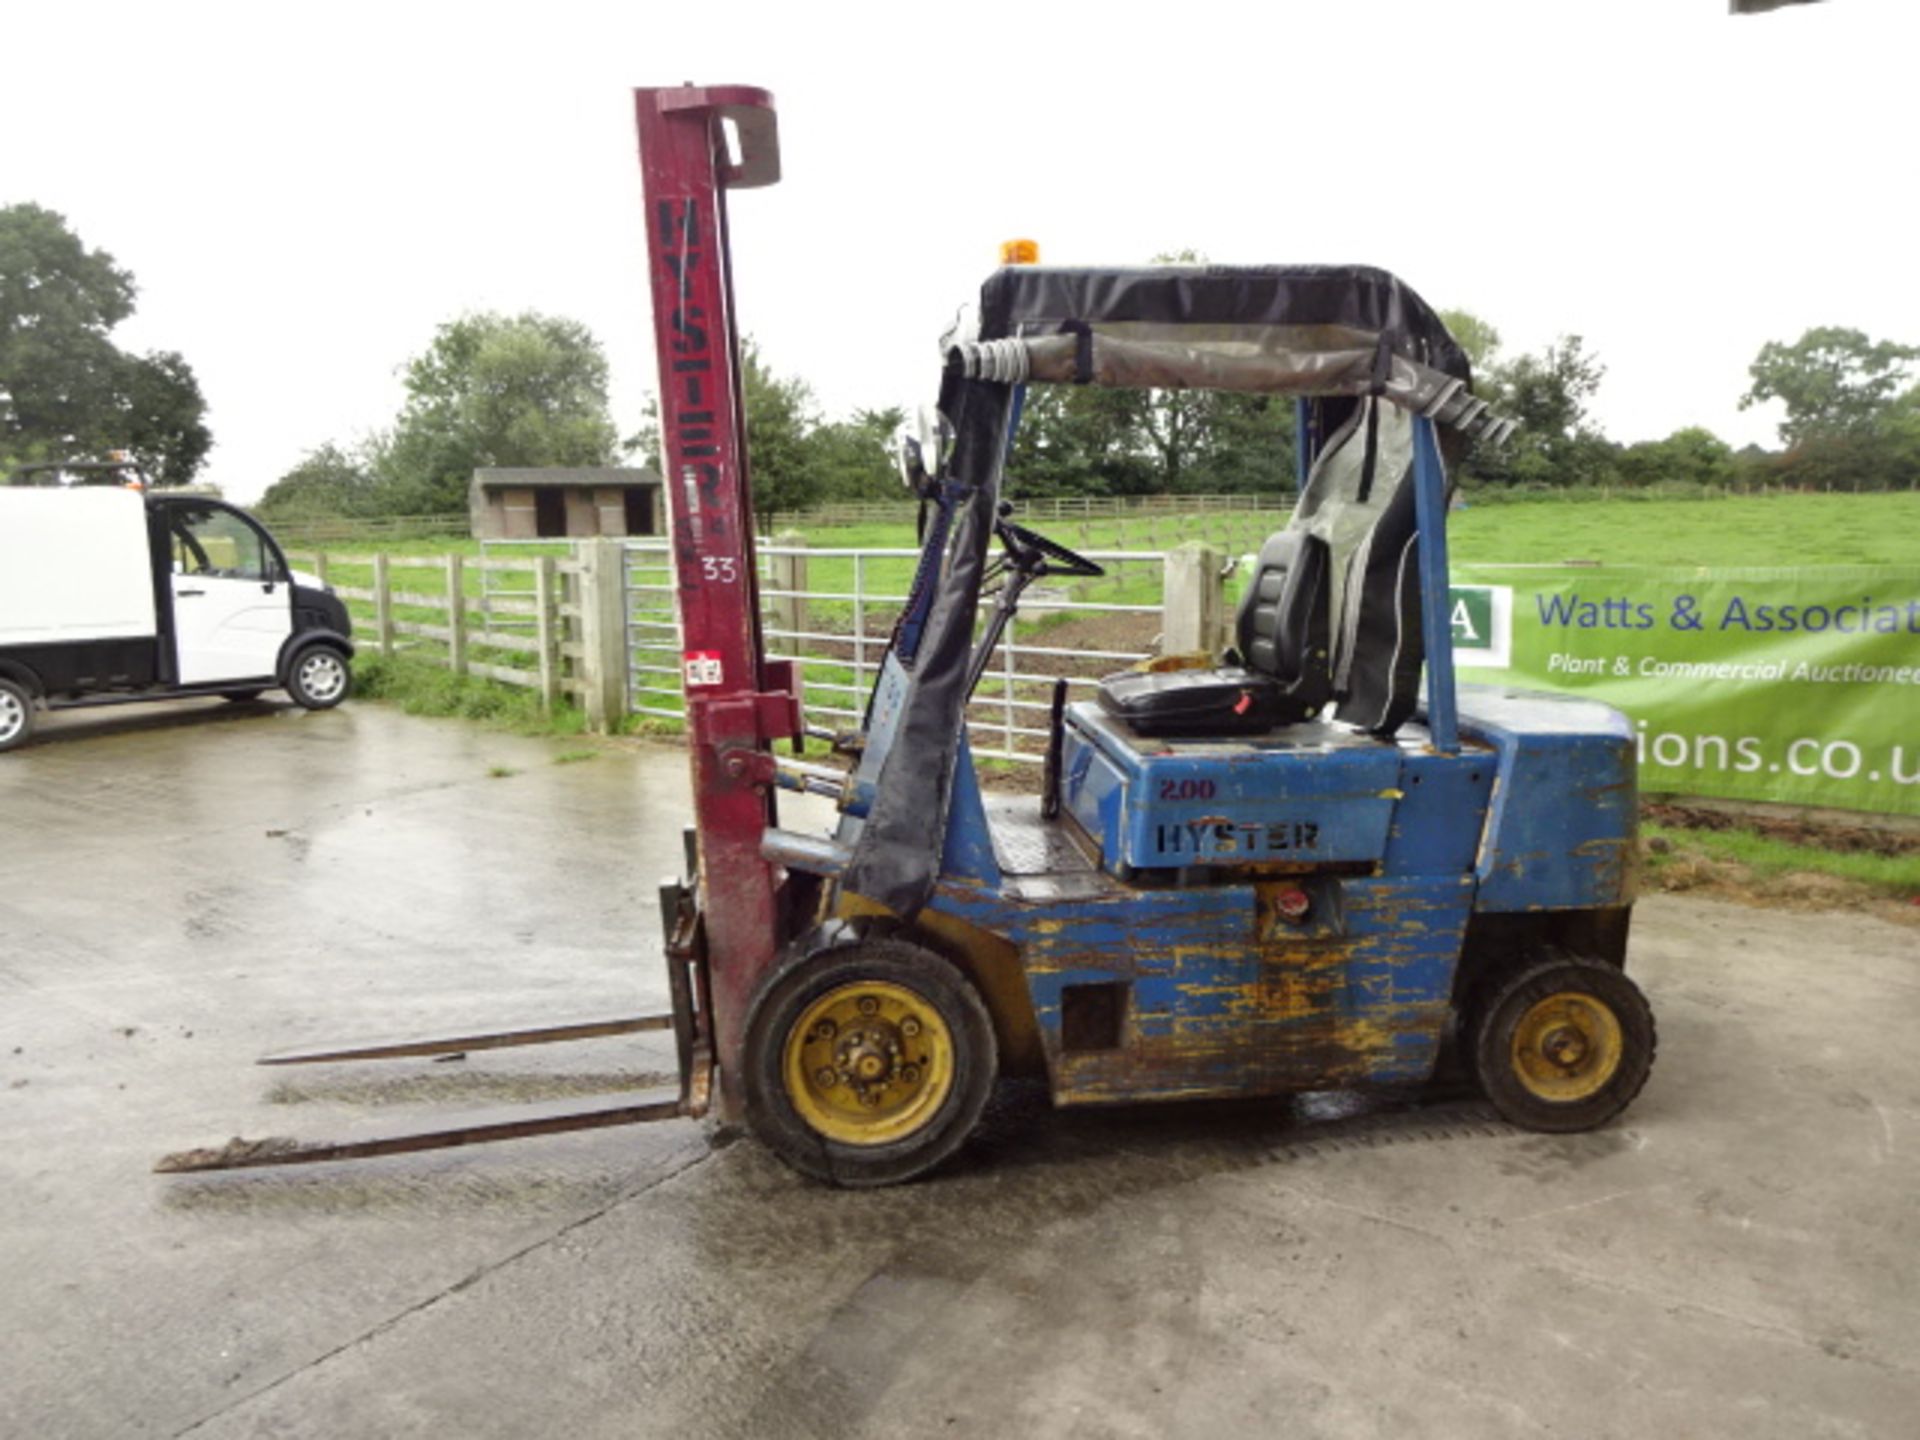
[771,264,1644,1143]
[833,648,1634,1106]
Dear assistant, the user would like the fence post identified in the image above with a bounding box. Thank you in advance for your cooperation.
[446,553,467,676]
[311,552,328,586]
[767,531,808,637]
[578,539,630,733]
[1161,541,1226,657]
[534,555,558,713]
[373,553,395,657]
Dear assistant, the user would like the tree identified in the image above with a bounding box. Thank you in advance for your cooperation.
[258,442,384,517]
[381,312,619,513]
[807,406,906,503]
[635,346,910,518]
[1470,334,1614,487]
[1437,308,1503,374]
[1740,326,1918,447]
[115,349,212,486]
[1007,384,1153,499]
[0,203,210,483]
[1615,427,1735,489]
[738,341,823,517]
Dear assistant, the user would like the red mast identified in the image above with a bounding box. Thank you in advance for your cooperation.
[635,86,798,1117]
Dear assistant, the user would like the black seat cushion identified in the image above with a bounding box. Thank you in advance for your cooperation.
[1092,525,1333,740]
[1096,667,1316,737]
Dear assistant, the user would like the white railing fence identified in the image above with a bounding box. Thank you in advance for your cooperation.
[624,538,1221,762]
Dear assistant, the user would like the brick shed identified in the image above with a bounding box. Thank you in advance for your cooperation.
[469,467,663,540]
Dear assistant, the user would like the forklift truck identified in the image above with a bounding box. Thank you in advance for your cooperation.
[159,85,1653,1186]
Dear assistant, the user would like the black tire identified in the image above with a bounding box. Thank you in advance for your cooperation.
[0,677,36,753]
[743,937,997,1187]
[221,690,266,703]
[1473,956,1656,1134]
[285,646,351,710]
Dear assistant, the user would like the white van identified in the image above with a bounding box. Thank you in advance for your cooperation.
[0,482,354,751]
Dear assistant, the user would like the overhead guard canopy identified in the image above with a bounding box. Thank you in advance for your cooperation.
[951,264,1514,445]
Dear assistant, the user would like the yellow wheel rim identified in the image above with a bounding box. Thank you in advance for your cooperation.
[783,980,955,1146]
[1510,990,1625,1102]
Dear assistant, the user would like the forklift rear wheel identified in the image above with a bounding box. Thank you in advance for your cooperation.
[0,677,35,752]
[744,937,997,1187]
[1473,956,1655,1134]
[287,648,351,710]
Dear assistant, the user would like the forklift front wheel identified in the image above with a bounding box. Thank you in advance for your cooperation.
[744,937,997,1187]
[0,677,36,752]
[1473,957,1656,1134]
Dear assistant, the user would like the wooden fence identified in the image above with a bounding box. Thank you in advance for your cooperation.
[287,540,633,729]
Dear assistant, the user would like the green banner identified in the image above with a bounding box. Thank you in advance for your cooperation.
[1450,565,1920,817]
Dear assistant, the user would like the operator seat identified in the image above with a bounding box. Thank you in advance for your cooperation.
[1095,395,1429,739]
[1096,527,1334,741]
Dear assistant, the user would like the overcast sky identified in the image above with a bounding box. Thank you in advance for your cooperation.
[6,0,1912,502]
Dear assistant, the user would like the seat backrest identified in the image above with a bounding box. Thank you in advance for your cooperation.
[1236,529,1327,681]
[1244,395,1430,736]
[1291,396,1428,735]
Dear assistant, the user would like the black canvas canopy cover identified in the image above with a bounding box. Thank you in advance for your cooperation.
[841,264,1501,919]
[953,264,1511,444]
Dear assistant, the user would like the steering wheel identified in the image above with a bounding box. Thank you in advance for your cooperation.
[995,518,1106,580]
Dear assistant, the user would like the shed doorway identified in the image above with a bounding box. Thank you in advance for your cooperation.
[534,489,567,538]
[623,486,656,536]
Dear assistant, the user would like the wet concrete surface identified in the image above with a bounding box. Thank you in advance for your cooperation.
[3,698,1918,1438]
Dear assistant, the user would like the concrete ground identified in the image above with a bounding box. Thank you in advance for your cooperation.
[2,697,1917,1440]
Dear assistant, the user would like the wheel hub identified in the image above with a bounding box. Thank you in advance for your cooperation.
[1542,1025,1588,1068]
[300,654,346,702]
[783,982,954,1145]
[1510,991,1624,1102]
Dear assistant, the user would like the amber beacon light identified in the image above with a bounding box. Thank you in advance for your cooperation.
[999,238,1040,265]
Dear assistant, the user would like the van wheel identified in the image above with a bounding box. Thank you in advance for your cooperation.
[0,678,35,752]
[287,648,351,710]
[743,937,997,1187]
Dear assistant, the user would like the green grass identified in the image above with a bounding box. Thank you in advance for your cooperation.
[1448,491,1920,568]
[789,492,1920,570]
[352,652,587,736]
[1644,822,1920,898]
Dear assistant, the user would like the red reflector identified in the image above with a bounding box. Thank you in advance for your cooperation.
[1277,888,1311,921]
[1233,691,1252,715]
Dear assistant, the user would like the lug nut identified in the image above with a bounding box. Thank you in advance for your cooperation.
[901,1017,922,1038]
[815,1068,837,1087]
[857,996,880,1017]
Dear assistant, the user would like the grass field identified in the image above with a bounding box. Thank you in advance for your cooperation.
[296,491,1920,571]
